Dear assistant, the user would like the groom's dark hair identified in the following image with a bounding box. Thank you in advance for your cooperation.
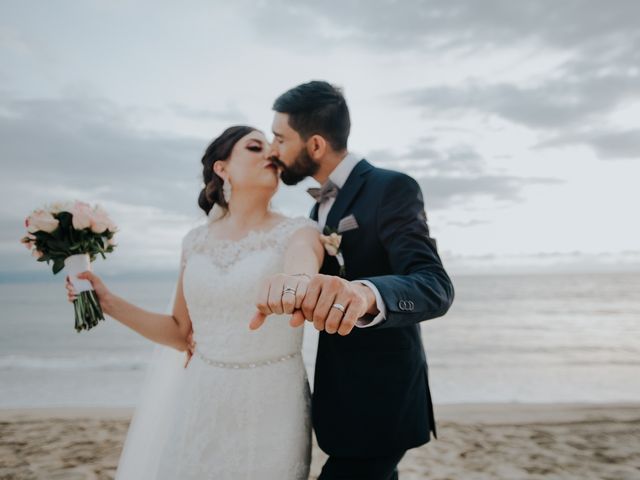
[273,80,350,151]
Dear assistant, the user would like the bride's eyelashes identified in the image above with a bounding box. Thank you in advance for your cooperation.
[247,145,262,152]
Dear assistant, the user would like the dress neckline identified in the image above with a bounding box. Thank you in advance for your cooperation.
[204,215,290,245]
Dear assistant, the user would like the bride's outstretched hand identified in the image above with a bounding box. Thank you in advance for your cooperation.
[250,273,309,330]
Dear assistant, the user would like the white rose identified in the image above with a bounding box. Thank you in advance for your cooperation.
[320,233,342,257]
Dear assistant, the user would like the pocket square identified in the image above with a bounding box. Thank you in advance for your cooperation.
[337,214,359,233]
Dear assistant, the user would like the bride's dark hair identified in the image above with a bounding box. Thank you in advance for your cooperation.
[198,125,259,215]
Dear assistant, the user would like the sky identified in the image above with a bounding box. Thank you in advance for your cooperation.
[1,0,639,279]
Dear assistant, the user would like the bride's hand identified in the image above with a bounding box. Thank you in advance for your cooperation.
[184,330,196,369]
[250,273,309,330]
[65,271,112,312]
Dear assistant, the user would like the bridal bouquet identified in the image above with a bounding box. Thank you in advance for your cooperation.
[21,201,118,332]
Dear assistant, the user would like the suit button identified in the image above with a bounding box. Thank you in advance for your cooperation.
[398,300,407,311]
[408,301,415,310]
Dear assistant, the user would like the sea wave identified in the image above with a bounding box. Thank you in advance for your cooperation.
[0,354,150,371]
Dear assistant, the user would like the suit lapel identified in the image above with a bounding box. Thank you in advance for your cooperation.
[309,202,319,221]
[325,159,374,230]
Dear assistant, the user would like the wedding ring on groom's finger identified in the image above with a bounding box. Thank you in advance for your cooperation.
[331,303,346,315]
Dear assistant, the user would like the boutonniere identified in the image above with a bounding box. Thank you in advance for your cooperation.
[320,215,358,277]
[320,227,345,277]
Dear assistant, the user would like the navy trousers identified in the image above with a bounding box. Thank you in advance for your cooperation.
[318,449,407,480]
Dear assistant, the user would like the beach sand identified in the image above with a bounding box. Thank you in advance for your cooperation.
[1,403,639,479]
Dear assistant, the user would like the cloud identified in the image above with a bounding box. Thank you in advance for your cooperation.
[0,25,33,55]
[245,0,640,53]
[368,141,486,176]
[536,129,640,160]
[169,103,248,123]
[0,95,217,214]
[419,174,562,210]
[366,142,562,209]
[445,219,491,228]
[392,43,640,160]
[396,74,640,130]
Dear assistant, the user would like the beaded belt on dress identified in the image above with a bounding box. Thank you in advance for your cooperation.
[194,347,301,369]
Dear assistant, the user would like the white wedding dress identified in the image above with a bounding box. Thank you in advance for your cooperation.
[115,210,317,480]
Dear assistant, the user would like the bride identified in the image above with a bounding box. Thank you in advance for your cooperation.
[65,126,324,479]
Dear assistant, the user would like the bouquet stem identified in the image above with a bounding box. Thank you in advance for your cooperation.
[73,290,105,332]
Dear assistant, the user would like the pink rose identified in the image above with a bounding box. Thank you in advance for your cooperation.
[107,219,119,232]
[26,209,59,233]
[91,205,116,233]
[47,201,74,214]
[70,201,93,230]
[90,212,109,233]
[20,235,35,250]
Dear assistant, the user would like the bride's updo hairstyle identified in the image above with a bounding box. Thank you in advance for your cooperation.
[198,125,258,215]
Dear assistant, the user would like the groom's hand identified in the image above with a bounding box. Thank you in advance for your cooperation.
[250,273,309,330]
[301,274,377,336]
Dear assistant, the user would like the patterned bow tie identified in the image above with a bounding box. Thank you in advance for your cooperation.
[307,180,340,204]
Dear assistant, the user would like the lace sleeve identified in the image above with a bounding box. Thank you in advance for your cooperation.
[274,216,320,254]
[180,225,206,270]
[284,216,320,237]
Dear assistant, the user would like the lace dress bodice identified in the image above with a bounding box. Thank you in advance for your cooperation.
[180,214,318,364]
[116,212,318,480]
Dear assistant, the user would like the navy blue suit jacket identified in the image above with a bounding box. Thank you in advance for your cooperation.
[310,158,455,458]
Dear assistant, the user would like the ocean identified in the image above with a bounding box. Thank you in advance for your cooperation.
[1,272,639,408]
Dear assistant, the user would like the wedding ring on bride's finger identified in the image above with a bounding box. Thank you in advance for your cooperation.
[331,303,346,314]
[282,287,297,296]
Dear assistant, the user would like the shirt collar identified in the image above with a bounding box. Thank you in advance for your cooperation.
[327,152,360,189]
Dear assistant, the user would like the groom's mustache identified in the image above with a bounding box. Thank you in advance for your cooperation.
[268,156,287,171]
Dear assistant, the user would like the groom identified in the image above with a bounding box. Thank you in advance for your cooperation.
[255,80,454,479]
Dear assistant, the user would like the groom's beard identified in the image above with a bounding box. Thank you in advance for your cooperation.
[275,148,320,186]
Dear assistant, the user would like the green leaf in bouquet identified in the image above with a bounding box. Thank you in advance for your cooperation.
[47,239,70,256]
[52,258,65,274]
[57,211,73,229]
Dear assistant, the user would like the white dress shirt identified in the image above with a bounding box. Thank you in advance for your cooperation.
[316,152,387,328]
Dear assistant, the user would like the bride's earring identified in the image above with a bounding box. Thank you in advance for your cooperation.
[222,179,232,203]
